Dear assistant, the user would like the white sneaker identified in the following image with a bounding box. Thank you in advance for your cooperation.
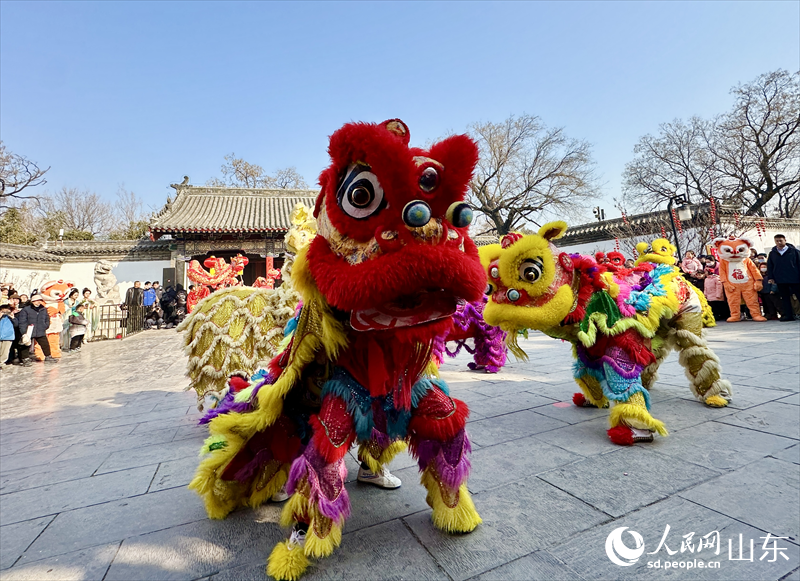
[271,488,289,502]
[288,525,306,550]
[357,466,402,489]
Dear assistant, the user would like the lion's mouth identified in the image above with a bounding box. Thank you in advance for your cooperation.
[350,289,459,331]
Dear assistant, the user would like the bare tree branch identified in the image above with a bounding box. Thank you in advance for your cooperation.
[468,114,598,236]
[0,141,50,207]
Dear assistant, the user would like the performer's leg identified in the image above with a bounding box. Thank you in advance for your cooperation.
[408,380,481,533]
[572,357,608,408]
[641,332,674,391]
[673,310,732,408]
[599,347,667,445]
[356,429,405,489]
[268,395,354,580]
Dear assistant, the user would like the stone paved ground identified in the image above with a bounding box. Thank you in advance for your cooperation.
[0,322,798,581]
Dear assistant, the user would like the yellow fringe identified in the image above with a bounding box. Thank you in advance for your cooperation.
[280,491,311,527]
[704,395,729,408]
[247,464,290,509]
[575,376,608,408]
[424,358,440,378]
[420,470,482,533]
[267,540,310,581]
[609,402,668,436]
[304,518,343,558]
[505,332,529,361]
[358,441,408,475]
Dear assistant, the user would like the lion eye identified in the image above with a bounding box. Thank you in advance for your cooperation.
[519,258,543,283]
[337,163,385,219]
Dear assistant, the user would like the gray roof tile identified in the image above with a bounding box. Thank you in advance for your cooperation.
[149,186,319,234]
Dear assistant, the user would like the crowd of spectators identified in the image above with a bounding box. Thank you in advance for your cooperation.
[121,280,188,332]
[0,278,189,370]
[676,234,800,322]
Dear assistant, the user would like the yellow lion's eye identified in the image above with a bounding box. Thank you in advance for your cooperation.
[519,258,544,283]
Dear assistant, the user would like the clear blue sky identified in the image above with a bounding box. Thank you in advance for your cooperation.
[2,1,798,218]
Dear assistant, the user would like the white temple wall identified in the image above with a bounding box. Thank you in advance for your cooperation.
[0,259,172,297]
[0,265,62,295]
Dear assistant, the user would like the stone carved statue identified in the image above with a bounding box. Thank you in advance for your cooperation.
[94,260,120,304]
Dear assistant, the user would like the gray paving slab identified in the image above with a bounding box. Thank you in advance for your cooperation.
[548,496,799,580]
[777,392,800,406]
[0,542,120,581]
[744,373,800,392]
[467,435,582,493]
[0,516,54,570]
[523,380,586,401]
[771,444,800,465]
[52,427,179,463]
[680,457,800,544]
[148,457,202,492]
[532,417,623,456]
[467,410,568,448]
[538,447,721,517]
[0,465,156,525]
[95,405,194,430]
[715,402,800,440]
[209,520,448,581]
[471,550,582,581]
[20,486,208,561]
[17,424,137,454]
[531,399,610,425]
[646,397,738,432]
[0,454,107,496]
[471,391,557,418]
[404,478,609,581]
[96,436,203,474]
[343,466,430,533]
[655,420,797,472]
[782,568,800,581]
[104,507,284,581]
[0,446,71,474]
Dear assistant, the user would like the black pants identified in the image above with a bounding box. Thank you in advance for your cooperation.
[760,292,782,319]
[70,335,84,349]
[20,336,51,360]
[777,283,800,320]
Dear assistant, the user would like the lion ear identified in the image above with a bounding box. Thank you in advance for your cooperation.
[538,221,568,241]
[382,119,410,145]
[636,242,649,256]
[712,237,726,249]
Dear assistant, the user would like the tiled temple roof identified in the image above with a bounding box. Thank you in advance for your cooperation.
[555,204,800,246]
[44,239,172,256]
[150,185,319,235]
[0,243,64,264]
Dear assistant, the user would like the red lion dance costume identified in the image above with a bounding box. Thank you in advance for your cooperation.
[186,254,249,312]
[189,119,486,579]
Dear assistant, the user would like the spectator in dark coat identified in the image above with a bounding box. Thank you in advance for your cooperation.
[758,262,782,320]
[17,295,58,365]
[766,234,800,322]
